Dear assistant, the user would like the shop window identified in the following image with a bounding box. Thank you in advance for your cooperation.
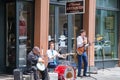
[96,0,118,8]
[49,4,83,54]
[6,2,16,69]
[5,1,34,70]
[95,9,118,60]
[49,5,55,40]
[18,2,34,67]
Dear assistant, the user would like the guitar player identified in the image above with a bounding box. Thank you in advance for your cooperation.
[47,41,66,71]
[77,29,88,77]
[27,46,49,80]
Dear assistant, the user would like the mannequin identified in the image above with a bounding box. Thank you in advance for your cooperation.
[19,11,27,36]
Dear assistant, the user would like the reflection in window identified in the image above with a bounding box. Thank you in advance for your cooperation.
[6,2,16,69]
[95,10,118,60]
[49,5,55,39]
[49,5,83,54]
[96,0,118,8]
[18,2,34,67]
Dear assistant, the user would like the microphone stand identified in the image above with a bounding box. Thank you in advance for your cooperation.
[87,46,97,80]
[100,42,110,71]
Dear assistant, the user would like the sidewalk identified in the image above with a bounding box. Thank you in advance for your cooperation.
[0,74,13,80]
[77,67,120,80]
[0,67,120,80]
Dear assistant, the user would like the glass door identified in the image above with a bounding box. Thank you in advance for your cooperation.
[6,2,16,73]
[16,1,34,68]
[49,5,68,54]
[49,3,83,61]
[5,1,34,73]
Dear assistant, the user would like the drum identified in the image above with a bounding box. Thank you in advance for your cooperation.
[36,58,46,71]
[54,65,76,80]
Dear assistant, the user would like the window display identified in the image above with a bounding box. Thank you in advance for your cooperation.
[49,5,82,54]
[95,2,118,60]
[18,2,34,67]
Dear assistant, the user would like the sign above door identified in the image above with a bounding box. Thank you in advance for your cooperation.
[65,0,85,14]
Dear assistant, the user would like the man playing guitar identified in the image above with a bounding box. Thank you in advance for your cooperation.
[77,29,88,77]
[27,46,49,80]
[47,41,66,71]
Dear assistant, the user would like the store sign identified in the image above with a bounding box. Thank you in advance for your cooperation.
[65,0,85,14]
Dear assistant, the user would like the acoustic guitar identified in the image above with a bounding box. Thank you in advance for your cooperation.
[76,46,85,55]
[76,43,92,55]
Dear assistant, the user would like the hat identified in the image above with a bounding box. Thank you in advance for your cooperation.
[33,46,40,52]
[48,35,54,41]
[48,35,52,41]
[59,35,67,40]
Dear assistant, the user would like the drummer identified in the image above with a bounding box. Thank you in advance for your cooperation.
[47,41,66,70]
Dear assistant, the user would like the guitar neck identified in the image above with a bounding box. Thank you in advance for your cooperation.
[62,53,75,56]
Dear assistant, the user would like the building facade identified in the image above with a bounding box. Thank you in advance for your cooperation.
[0,0,120,73]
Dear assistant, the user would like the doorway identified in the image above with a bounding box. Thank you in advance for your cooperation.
[49,3,83,54]
[0,0,34,73]
[49,1,83,62]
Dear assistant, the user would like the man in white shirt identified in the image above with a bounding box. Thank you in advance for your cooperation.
[47,41,66,69]
[77,29,88,77]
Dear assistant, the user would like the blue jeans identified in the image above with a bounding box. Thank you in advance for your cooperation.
[77,52,88,76]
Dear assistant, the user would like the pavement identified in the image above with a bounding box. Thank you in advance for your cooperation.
[0,67,120,80]
[0,74,13,80]
[77,67,120,80]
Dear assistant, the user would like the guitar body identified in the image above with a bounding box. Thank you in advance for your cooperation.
[77,46,85,55]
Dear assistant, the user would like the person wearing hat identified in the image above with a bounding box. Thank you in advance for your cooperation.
[27,46,49,80]
[77,29,88,77]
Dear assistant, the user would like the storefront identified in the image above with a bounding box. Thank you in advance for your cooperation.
[49,0,83,55]
[0,0,34,73]
[0,0,96,73]
[49,0,120,68]
[49,0,96,68]
[95,0,120,68]
[0,0,120,74]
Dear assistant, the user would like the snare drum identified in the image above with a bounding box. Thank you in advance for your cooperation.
[54,65,76,80]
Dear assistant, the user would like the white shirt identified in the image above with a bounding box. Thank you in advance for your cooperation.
[47,49,60,62]
[77,36,87,48]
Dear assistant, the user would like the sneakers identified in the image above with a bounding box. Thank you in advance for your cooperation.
[77,74,89,77]
[83,74,89,77]
[77,75,83,77]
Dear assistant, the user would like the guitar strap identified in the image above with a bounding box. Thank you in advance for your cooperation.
[83,37,87,51]
[51,50,57,65]
[82,37,85,47]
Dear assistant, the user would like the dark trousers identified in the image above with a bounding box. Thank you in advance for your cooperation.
[77,52,88,76]
[32,66,49,80]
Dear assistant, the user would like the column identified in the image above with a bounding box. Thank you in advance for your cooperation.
[83,0,96,66]
[34,0,49,66]
[68,15,73,53]
[55,6,59,43]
